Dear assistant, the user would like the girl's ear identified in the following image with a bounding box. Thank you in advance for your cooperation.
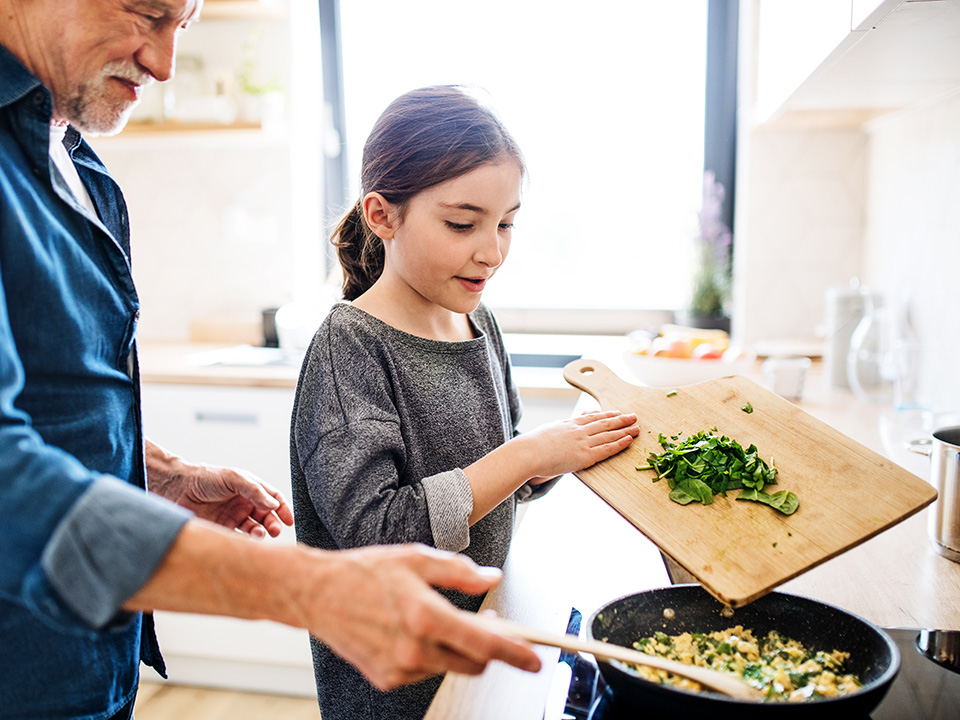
[362,192,396,240]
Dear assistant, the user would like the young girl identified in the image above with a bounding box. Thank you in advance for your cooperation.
[291,85,639,720]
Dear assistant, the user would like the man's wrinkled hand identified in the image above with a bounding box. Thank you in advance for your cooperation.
[145,440,294,538]
[302,544,542,690]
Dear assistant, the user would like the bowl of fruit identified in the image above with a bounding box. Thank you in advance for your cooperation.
[623,324,754,387]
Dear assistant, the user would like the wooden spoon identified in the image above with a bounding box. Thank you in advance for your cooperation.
[477,615,763,701]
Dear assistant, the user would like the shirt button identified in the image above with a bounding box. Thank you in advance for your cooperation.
[32,90,45,106]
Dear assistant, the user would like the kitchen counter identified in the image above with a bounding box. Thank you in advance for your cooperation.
[139,342,301,389]
[139,338,960,715]
[425,357,960,720]
[137,333,628,398]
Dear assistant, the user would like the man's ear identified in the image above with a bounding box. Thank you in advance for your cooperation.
[362,192,396,240]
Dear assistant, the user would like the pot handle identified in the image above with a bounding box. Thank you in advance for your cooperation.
[906,438,932,457]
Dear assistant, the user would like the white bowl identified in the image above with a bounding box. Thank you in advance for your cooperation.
[622,351,754,387]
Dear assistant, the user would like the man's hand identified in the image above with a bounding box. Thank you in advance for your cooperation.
[145,440,294,538]
[298,544,543,690]
[124,525,542,691]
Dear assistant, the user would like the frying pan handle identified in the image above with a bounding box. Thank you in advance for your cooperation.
[906,438,932,457]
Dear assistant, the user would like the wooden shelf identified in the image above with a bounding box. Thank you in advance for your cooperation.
[201,0,288,21]
[119,120,263,134]
[89,121,289,150]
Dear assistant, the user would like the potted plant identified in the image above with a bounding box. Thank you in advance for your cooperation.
[237,28,284,126]
[681,170,732,332]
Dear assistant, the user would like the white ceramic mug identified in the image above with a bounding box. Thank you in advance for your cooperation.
[761,356,811,402]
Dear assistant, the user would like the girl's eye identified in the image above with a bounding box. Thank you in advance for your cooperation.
[446,222,472,232]
[499,222,515,231]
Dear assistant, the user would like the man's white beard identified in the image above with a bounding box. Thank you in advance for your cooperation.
[62,61,154,136]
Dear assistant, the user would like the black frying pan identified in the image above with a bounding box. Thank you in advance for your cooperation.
[586,585,900,719]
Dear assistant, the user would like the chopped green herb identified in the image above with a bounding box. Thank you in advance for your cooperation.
[637,429,799,515]
[741,402,754,413]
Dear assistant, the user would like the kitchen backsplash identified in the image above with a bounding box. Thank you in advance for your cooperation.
[864,91,960,414]
[737,90,960,414]
[92,139,298,341]
[734,126,867,349]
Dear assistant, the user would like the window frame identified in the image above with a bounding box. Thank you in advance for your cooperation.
[318,0,738,335]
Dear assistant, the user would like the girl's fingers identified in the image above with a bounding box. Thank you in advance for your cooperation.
[577,409,623,421]
[585,414,639,437]
[576,410,637,426]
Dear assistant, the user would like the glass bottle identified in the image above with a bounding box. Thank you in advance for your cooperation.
[847,293,921,408]
[847,294,893,404]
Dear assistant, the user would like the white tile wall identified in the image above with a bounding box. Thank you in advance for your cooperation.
[92,139,298,341]
[735,126,867,346]
[864,92,960,413]
[736,91,960,414]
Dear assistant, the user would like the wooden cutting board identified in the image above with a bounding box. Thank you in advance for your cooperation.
[564,358,937,608]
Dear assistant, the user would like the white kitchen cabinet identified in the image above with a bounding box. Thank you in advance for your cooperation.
[755,0,960,127]
[140,383,316,697]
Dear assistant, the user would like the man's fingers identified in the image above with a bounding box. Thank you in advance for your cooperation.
[221,469,294,526]
[404,547,504,596]
[449,613,542,673]
[412,606,541,675]
[237,517,266,538]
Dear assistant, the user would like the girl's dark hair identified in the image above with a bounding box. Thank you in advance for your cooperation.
[332,85,525,301]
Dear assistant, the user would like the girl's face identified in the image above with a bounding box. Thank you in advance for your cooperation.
[378,160,522,318]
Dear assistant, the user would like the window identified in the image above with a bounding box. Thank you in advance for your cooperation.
[334,1,710,323]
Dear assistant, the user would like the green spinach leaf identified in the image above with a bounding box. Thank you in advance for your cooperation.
[637,429,799,515]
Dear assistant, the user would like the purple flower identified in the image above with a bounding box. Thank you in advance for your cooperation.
[689,171,732,318]
[696,170,732,267]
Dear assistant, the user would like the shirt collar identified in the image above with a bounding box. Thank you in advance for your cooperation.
[0,41,46,111]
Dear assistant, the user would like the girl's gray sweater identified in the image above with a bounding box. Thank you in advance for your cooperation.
[290,302,548,720]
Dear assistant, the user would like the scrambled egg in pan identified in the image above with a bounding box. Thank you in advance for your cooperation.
[627,625,863,702]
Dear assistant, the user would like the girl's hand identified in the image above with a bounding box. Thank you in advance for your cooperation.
[464,409,639,525]
[520,409,640,483]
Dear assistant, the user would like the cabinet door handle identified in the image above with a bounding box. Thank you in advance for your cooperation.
[194,411,259,425]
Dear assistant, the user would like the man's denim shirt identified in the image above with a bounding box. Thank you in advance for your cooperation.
[0,44,190,719]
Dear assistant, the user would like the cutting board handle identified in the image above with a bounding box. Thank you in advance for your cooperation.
[563,358,636,407]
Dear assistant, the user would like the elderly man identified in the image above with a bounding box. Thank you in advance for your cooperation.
[0,1,540,718]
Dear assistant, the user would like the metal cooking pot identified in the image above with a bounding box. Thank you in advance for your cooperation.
[908,426,960,561]
[586,585,900,719]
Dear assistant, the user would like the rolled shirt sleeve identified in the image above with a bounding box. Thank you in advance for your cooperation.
[39,477,191,629]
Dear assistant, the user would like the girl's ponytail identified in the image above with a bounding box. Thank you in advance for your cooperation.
[332,199,384,301]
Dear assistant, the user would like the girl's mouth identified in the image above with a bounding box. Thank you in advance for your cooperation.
[457,276,487,293]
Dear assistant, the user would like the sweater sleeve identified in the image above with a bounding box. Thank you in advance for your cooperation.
[296,418,471,552]
[293,316,473,552]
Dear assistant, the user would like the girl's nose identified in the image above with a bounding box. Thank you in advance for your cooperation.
[475,228,504,268]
